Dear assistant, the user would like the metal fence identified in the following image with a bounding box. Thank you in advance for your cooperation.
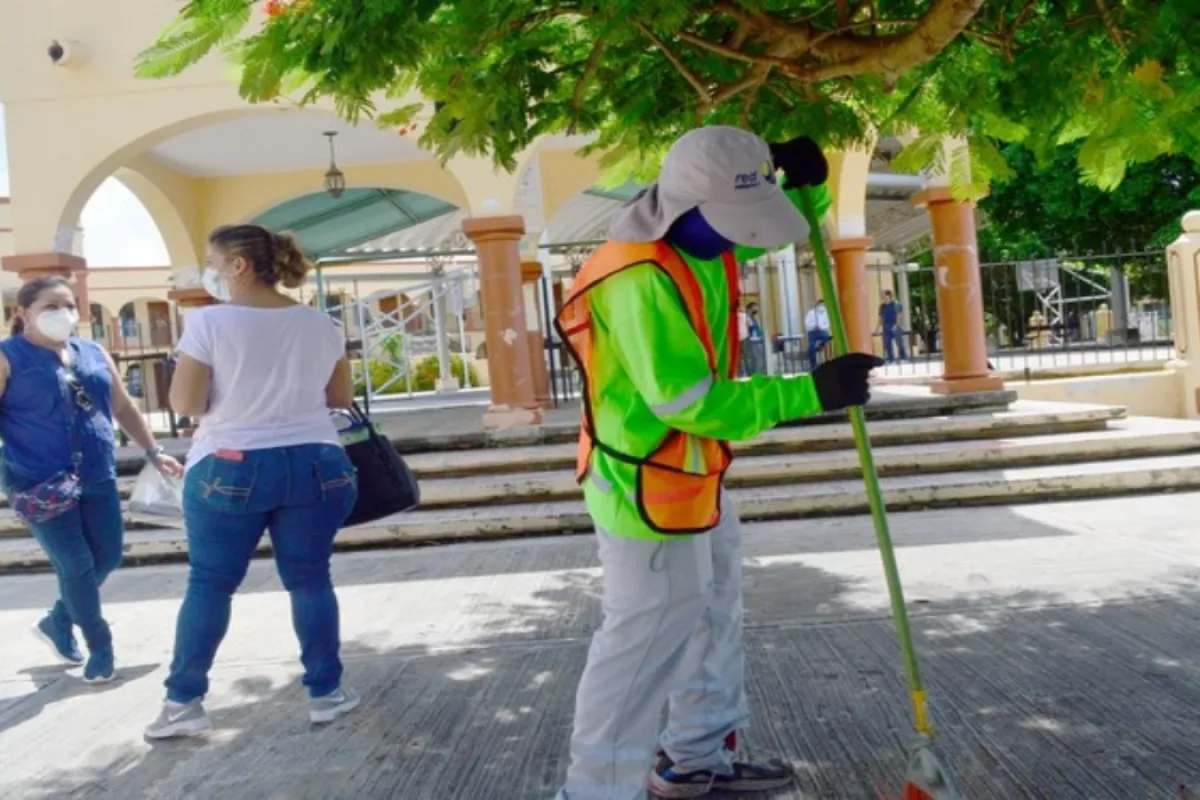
[536,245,1173,399]
[97,320,184,440]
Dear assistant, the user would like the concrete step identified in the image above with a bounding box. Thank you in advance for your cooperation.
[110,388,1020,475]
[413,417,1200,508]
[0,403,1125,517]
[6,432,1200,572]
[402,404,1124,479]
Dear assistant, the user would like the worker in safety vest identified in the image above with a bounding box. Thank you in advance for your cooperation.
[552,126,882,800]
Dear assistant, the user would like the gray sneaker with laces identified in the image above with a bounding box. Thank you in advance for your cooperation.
[144,699,213,740]
[309,686,360,724]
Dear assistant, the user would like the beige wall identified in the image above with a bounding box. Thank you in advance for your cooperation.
[0,0,607,265]
[1010,370,1185,419]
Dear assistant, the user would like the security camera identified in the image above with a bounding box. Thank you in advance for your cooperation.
[48,40,86,68]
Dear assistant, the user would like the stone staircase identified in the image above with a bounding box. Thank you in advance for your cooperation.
[4,390,1200,571]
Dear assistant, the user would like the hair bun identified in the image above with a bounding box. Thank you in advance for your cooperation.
[272,231,311,289]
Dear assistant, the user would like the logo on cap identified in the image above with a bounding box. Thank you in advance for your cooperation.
[735,160,777,190]
[761,160,777,185]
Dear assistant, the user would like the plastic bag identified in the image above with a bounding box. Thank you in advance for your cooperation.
[128,463,183,518]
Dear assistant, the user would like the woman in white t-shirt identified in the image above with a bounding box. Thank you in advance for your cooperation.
[145,224,359,740]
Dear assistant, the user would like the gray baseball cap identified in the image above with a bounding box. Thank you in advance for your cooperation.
[608,125,811,247]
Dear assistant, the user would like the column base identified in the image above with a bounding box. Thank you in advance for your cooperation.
[930,373,1006,395]
[482,404,544,429]
[434,378,460,394]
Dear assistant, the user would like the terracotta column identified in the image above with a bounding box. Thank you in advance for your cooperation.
[462,216,544,428]
[167,287,217,333]
[520,259,553,409]
[827,238,874,356]
[913,188,1004,394]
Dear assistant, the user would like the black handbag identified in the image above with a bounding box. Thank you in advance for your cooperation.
[335,403,420,527]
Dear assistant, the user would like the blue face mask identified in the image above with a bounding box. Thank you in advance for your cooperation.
[666,208,735,261]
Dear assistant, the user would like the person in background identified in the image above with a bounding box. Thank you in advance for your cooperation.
[145,224,359,739]
[805,298,832,371]
[736,305,750,376]
[877,289,909,363]
[0,276,183,684]
[740,302,765,375]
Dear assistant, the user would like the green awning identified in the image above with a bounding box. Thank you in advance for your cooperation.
[584,180,642,202]
[251,189,457,260]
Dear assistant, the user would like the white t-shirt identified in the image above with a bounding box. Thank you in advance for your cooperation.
[177,304,344,470]
[805,305,830,332]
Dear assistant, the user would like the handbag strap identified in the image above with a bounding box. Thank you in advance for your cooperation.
[61,342,84,475]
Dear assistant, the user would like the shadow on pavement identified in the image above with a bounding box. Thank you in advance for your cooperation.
[2,506,1199,799]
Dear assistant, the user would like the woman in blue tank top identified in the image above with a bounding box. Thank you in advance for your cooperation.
[0,277,183,683]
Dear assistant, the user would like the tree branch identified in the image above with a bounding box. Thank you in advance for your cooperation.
[1093,0,1128,51]
[635,23,712,104]
[763,81,796,108]
[795,0,986,82]
[709,70,766,107]
[569,38,606,134]
[728,20,754,49]
[675,29,794,67]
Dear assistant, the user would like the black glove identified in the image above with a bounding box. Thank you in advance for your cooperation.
[768,136,829,189]
[812,353,884,411]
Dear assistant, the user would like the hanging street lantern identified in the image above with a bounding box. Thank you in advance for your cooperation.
[324,131,345,199]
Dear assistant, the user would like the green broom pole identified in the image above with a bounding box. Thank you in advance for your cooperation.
[797,188,933,738]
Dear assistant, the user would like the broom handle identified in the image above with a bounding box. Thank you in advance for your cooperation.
[798,188,933,738]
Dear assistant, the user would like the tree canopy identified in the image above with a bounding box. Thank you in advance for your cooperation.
[979,144,1200,256]
[137,1,1200,193]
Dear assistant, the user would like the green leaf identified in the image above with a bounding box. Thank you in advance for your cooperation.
[134,0,252,80]
[134,0,1200,188]
[376,103,425,129]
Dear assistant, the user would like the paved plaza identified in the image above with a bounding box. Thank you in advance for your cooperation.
[1,493,1199,798]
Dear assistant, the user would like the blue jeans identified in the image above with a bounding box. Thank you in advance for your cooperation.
[807,329,832,371]
[165,443,357,704]
[23,479,124,654]
[883,326,908,362]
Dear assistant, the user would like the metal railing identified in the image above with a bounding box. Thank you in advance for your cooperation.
[315,263,482,405]
[94,319,183,439]
[535,245,1173,393]
[760,247,1172,380]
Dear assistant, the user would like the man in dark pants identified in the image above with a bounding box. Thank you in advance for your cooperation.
[878,290,908,363]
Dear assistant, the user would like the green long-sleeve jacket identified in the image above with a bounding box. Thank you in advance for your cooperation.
[581,183,833,540]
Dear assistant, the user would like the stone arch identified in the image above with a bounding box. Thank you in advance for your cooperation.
[88,301,115,347]
[24,92,466,256]
[115,296,177,350]
[113,160,203,268]
[518,138,605,226]
[55,102,288,244]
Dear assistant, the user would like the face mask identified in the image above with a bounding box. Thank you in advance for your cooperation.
[34,308,80,342]
[666,208,735,261]
[202,267,232,302]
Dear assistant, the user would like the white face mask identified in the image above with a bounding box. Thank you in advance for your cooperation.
[34,308,80,342]
[202,267,232,302]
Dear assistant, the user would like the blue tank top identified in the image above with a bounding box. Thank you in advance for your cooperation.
[0,336,117,485]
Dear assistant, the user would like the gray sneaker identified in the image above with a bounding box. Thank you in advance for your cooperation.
[309,686,360,724]
[144,699,213,740]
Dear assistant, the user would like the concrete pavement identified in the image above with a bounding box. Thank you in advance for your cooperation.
[2,494,1200,798]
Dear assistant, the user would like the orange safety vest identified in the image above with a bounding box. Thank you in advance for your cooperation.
[554,240,741,535]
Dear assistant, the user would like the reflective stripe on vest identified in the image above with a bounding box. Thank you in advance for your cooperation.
[553,240,740,535]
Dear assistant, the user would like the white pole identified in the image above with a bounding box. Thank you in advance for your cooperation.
[754,256,774,375]
[431,263,457,393]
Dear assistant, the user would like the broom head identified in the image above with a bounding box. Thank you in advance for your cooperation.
[895,743,965,800]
